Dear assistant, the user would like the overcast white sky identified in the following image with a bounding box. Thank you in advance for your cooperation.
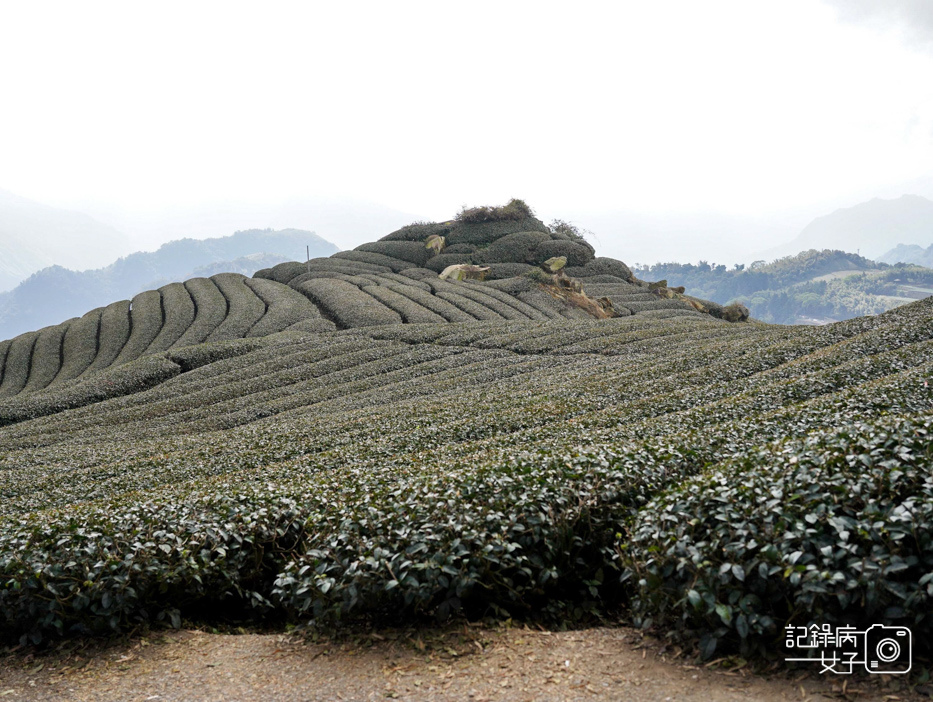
[1,0,932,242]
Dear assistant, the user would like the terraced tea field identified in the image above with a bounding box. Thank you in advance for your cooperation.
[1,208,931,668]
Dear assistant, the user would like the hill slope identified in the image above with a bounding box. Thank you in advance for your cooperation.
[1,202,931,668]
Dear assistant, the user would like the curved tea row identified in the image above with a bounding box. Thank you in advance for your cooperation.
[0,274,330,399]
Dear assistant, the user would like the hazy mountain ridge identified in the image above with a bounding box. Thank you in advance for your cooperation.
[0,189,131,292]
[0,228,337,340]
[879,242,933,267]
[764,194,933,260]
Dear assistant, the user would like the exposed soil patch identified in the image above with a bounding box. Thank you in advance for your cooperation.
[1,625,924,702]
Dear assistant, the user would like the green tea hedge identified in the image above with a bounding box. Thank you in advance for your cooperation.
[206,274,266,342]
[0,332,39,397]
[145,283,196,354]
[625,413,933,659]
[83,300,132,376]
[23,322,70,393]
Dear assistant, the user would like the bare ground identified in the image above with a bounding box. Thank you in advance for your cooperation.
[0,625,927,702]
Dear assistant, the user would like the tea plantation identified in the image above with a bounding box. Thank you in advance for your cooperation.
[1,205,931,665]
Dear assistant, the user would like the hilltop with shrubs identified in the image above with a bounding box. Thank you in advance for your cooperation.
[0,201,931,673]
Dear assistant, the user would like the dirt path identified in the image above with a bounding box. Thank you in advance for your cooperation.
[0,625,922,701]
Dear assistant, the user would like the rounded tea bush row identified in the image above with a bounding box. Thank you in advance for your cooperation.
[625,412,933,659]
[0,275,324,398]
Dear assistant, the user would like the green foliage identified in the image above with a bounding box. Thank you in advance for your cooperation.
[83,300,132,375]
[363,285,446,324]
[535,241,593,268]
[0,274,335,397]
[51,309,101,385]
[23,323,69,393]
[443,244,476,255]
[380,222,452,243]
[474,232,553,265]
[0,354,183,426]
[332,250,414,273]
[483,263,536,280]
[0,331,39,397]
[357,241,434,268]
[567,258,635,283]
[524,268,553,284]
[293,278,404,328]
[145,283,197,354]
[625,414,933,659]
[636,250,933,323]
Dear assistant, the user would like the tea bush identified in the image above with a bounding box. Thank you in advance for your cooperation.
[380,222,453,243]
[534,240,594,268]
[0,332,39,396]
[146,283,196,353]
[207,273,266,341]
[114,290,164,364]
[372,283,474,323]
[357,241,433,268]
[333,251,413,273]
[174,279,228,347]
[84,300,132,374]
[625,413,933,659]
[242,277,323,337]
[53,309,101,385]
[23,323,70,393]
[363,285,446,324]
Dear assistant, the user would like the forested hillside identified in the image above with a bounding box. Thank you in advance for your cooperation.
[638,249,933,323]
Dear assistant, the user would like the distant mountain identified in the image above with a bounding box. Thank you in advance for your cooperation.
[764,194,933,261]
[878,242,933,267]
[0,228,337,341]
[0,189,131,292]
[637,248,933,324]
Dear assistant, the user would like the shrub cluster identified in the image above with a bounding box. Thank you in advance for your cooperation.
[456,199,534,224]
[357,241,433,268]
[145,283,197,354]
[379,222,452,243]
[625,413,933,659]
